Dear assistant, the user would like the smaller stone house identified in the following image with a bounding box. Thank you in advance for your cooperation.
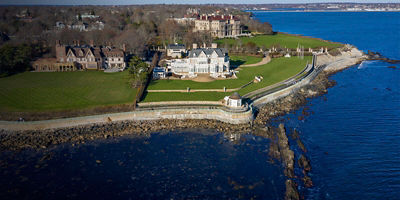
[167,44,186,58]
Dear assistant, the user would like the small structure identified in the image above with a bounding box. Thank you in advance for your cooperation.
[167,44,186,58]
[32,58,76,72]
[284,53,291,58]
[153,67,166,79]
[224,92,243,108]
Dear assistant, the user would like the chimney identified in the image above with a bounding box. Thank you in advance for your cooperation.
[90,40,94,47]
[203,43,206,48]
[72,40,76,46]
[56,40,61,46]
[77,40,80,46]
[122,43,126,52]
[211,43,218,48]
[192,43,198,49]
[230,14,233,19]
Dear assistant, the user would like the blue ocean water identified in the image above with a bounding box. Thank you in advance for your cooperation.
[253,11,400,199]
[0,131,286,199]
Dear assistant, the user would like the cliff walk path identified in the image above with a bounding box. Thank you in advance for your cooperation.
[240,56,271,67]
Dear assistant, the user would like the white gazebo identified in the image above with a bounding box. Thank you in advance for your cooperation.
[224,92,243,108]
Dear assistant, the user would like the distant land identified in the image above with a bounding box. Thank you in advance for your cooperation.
[227,3,400,12]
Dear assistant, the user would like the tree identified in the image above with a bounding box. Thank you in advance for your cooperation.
[0,44,33,76]
[128,57,149,88]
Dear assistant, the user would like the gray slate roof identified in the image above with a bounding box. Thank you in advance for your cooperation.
[229,92,242,100]
[188,48,227,58]
[167,44,185,49]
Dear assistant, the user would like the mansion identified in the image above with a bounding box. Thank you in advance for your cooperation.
[193,14,242,38]
[33,40,126,72]
[168,43,230,78]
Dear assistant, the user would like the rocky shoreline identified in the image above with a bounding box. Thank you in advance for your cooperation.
[0,47,370,200]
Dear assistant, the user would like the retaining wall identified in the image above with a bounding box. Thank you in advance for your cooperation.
[0,107,254,131]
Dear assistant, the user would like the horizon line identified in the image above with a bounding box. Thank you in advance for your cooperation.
[1,2,400,6]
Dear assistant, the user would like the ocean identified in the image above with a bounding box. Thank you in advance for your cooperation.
[1,12,399,199]
[253,11,400,199]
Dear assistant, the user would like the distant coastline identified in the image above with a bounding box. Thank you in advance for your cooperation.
[247,10,400,13]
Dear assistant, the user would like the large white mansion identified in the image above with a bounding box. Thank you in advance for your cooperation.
[168,43,230,78]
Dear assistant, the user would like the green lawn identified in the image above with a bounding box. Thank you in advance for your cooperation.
[143,56,311,102]
[0,71,136,112]
[230,55,263,66]
[216,33,342,49]
[142,91,229,103]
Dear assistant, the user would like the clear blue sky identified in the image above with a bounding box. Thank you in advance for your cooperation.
[0,0,399,5]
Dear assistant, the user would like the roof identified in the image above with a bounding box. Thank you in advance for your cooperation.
[167,44,185,50]
[229,92,241,100]
[188,48,227,58]
[198,15,240,21]
[153,67,165,73]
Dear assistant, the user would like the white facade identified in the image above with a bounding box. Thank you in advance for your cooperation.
[169,47,230,77]
[224,92,243,108]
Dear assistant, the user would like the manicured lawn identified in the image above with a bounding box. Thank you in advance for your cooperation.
[143,56,311,102]
[0,71,136,112]
[230,55,263,66]
[215,33,342,49]
[148,56,311,90]
[141,91,229,103]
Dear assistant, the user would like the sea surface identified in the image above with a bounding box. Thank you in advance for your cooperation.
[253,11,400,199]
[1,12,400,199]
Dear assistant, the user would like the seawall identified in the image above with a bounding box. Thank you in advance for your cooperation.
[253,47,366,107]
[0,106,254,131]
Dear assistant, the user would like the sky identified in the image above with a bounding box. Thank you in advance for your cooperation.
[0,0,399,5]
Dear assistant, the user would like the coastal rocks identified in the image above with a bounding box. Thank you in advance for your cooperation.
[255,71,335,125]
[285,180,300,200]
[298,155,311,172]
[298,154,313,188]
[0,119,252,151]
[367,50,400,64]
[277,124,295,178]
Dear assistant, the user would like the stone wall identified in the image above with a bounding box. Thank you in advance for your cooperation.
[0,107,254,131]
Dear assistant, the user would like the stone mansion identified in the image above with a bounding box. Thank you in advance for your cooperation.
[32,40,126,72]
[168,43,230,78]
[193,14,242,38]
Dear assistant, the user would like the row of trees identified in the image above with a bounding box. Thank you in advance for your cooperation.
[0,43,48,77]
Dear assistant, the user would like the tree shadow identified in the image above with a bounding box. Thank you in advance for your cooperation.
[230,60,245,70]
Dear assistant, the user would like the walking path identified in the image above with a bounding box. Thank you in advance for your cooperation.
[241,56,271,67]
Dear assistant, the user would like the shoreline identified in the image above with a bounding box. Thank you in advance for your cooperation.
[0,47,367,151]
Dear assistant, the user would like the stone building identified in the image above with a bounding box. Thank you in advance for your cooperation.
[193,14,242,38]
[56,40,126,70]
[33,40,126,72]
[167,44,186,58]
[168,43,230,77]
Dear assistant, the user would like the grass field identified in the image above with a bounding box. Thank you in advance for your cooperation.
[215,33,342,49]
[143,56,311,102]
[0,71,136,112]
[230,55,263,66]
